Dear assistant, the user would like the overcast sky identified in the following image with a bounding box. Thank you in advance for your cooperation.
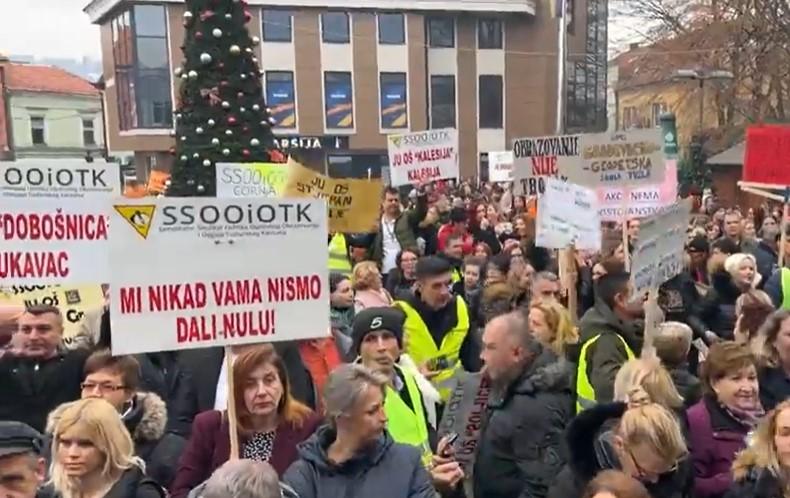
[1,0,101,59]
[0,0,633,61]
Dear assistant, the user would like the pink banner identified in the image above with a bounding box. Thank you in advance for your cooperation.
[597,160,677,221]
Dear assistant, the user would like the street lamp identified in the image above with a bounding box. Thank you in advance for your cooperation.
[672,69,734,135]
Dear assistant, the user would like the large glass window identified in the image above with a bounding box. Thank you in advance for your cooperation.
[428,17,454,48]
[430,75,455,129]
[324,72,354,129]
[477,19,503,49]
[111,5,172,130]
[565,0,607,132]
[479,75,503,128]
[262,10,292,42]
[265,71,296,129]
[378,13,405,44]
[322,12,350,43]
[380,72,407,129]
[30,117,45,145]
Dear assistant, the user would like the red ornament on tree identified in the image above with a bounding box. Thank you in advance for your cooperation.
[195,31,203,39]
[199,10,215,21]
[169,147,176,155]
[243,126,250,132]
[218,62,225,69]
[227,116,237,125]
[237,91,244,98]
[244,10,252,22]
[242,149,251,157]
[220,80,229,86]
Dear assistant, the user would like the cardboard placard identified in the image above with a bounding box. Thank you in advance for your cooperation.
[0,199,109,284]
[743,125,790,187]
[512,133,578,196]
[437,372,491,476]
[630,199,693,296]
[598,160,678,221]
[0,160,120,199]
[283,160,382,233]
[536,178,601,251]
[387,128,459,186]
[216,163,288,198]
[108,197,329,354]
[488,151,514,183]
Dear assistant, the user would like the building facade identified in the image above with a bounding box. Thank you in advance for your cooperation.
[85,0,601,181]
[0,57,104,161]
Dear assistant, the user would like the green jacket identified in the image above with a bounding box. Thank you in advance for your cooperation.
[577,300,644,403]
[368,194,428,264]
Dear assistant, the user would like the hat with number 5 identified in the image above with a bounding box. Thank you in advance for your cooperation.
[351,307,406,354]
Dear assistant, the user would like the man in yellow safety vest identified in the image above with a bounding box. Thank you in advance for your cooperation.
[351,307,436,465]
[576,269,643,413]
[764,227,790,310]
[327,233,352,276]
[395,256,480,402]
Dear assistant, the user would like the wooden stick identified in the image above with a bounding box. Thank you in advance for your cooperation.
[225,346,240,460]
[622,188,631,272]
[740,185,786,203]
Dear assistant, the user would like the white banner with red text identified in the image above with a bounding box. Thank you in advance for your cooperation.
[0,199,109,284]
[108,197,330,355]
[387,128,459,187]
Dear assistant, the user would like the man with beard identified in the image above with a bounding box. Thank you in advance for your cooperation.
[473,312,573,498]
[577,271,644,412]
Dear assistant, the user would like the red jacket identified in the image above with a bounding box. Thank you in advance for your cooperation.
[437,223,474,255]
[170,409,320,498]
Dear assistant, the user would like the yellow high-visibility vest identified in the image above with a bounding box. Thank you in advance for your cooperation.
[328,233,352,276]
[385,366,432,465]
[395,297,469,401]
[451,268,462,284]
[576,333,636,413]
[782,268,790,310]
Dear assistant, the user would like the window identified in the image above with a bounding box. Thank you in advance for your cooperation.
[82,118,96,145]
[565,0,607,132]
[324,72,354,129]
[652,102,668,127]
[477,19,502,49]
[262,10,292,41]
[111,5,172,130]
[479,75,503,128]
[265,71,296,128]
[380,73,407,129]
[623,106,639,129]
[322,12,350,43]
[30,117,45,145]
[430,75,455,128]
[378,13,405,44]
[428,17,454,48]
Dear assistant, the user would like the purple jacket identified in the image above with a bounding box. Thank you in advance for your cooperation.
[170,409,320,498]
[686,397,749,498]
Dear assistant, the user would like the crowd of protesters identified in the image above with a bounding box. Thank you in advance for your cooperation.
[2,178,790,498]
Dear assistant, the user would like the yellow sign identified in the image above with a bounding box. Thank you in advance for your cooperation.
[0,285,106,341]
[283,159,383,233]
[114,204,156,239]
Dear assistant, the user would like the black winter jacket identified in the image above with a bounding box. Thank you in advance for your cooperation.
[547,402,694,498]
[473,349,574,498]
[135,352,196,436]
[0,349,88,432]
[696,270,742,340]
[46,467,166,498]
[726,466,785,498]
[757,366,790,413]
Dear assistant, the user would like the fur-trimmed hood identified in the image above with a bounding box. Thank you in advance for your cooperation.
[46,392,167,443]
[564,401,627,480]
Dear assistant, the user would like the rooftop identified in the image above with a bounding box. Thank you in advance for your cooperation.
[1,61,99,97]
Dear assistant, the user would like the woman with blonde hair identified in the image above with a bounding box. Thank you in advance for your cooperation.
[527,300,579,359]
[755,309,790,412]
[548,400,690,498]
[727,400,790,498]
[613,358,685,412]
[351,261,393,312]
[48,398,165,498]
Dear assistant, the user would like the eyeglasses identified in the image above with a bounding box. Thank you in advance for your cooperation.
[627,447,677,480]
[81,382,126,392]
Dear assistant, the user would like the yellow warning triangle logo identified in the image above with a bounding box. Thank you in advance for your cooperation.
[114,205,156,239]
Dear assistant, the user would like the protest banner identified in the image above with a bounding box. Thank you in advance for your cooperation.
[488,151,514,183]
[108,197,329,355]
[437,372,491,476]
[387,128,458,186]
[0,159,120,199]
[630,199,693,297]
[0,284,106,340]
[512,133,578,196]
[0,199,109,284]
[535,178,601,251]
[283,160,382,233]
[216,162,288,198]
[598,160,678,221]
[743,124,790,187]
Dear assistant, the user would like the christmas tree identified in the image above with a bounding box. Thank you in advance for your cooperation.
[169,0,285,196]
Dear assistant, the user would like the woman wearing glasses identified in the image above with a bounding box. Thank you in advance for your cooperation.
[548,400,690,498]
[687,342,763,498]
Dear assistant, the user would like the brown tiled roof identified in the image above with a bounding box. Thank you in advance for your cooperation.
[3,63,98,96]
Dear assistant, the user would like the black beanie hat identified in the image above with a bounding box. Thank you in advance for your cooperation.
[351,307,406,354]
